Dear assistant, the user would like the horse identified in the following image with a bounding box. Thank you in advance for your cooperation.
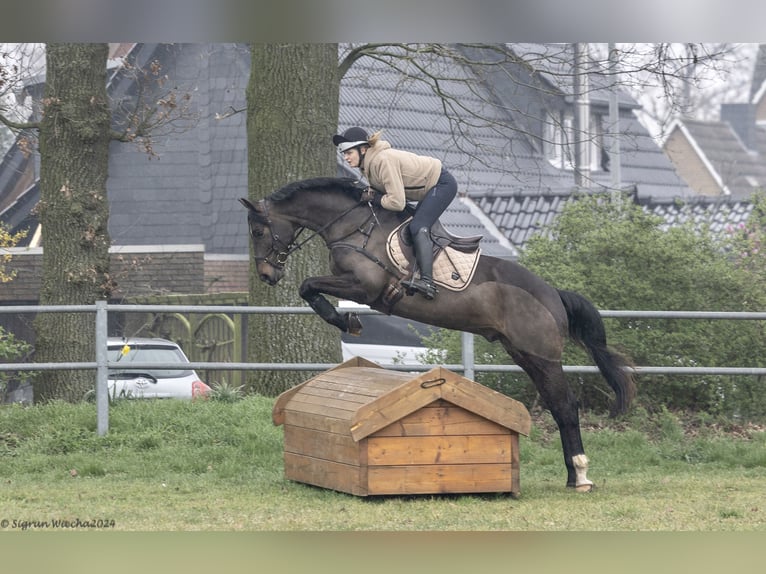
[240,176,636,492]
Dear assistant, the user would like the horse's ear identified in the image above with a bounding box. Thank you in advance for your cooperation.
[239,197,258,211]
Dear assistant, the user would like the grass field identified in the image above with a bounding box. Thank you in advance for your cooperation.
[1,396,764,531]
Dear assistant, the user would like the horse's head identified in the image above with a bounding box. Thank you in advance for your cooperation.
[239,197,298,286]
[240,178,371,285]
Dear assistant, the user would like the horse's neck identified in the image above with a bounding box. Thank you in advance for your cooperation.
[277,194,361,232]
[279,193,400,240]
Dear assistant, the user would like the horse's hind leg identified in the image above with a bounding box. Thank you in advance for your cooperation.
[509,349,594,492]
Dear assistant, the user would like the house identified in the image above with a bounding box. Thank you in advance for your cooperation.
[662,44,766,199]
[336,43,724,250]
[662,115,766,197]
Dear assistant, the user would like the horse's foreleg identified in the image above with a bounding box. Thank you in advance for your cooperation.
[299,275,370,335]
[303,291,362,334]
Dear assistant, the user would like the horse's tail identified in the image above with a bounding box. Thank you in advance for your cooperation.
[557,289,636,416]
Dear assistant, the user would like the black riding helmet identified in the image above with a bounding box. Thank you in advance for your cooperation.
[332,126,369,153]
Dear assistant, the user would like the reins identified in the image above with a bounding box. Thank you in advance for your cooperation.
[255,198,374,269]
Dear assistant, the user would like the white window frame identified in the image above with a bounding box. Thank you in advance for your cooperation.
[544,110,605,172]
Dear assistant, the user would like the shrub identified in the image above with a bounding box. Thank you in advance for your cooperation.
[0,327,33,403]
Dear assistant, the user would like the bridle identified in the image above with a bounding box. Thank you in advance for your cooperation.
[250,198,371,270]
[248,199,300,270]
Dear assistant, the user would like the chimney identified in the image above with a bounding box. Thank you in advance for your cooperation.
[720,103,757,151]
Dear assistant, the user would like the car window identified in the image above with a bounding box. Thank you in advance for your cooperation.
[108,344,194,378]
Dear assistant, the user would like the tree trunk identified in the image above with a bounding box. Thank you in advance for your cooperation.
[32,44,112,403]
[245,44,341,395]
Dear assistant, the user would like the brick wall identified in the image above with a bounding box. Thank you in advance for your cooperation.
[0,245,245,303]
[203,254,249,293]
[1,247,43,302]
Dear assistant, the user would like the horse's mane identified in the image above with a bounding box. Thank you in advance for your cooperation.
[270,177,363,202]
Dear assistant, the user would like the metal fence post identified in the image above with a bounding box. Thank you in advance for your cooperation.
[462,331,474,380]
[95,300,108,436]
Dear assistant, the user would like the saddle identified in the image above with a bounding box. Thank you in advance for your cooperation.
[385,217,482,296]
[407,219,483,253]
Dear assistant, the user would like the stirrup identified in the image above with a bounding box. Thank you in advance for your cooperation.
[402,277,438,300]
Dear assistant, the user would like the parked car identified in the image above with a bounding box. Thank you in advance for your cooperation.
[107,337,211,399]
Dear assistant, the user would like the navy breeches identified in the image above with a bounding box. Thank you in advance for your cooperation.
[408,168,458,234]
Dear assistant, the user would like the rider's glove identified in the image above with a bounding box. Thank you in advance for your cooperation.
[361,187,382,207]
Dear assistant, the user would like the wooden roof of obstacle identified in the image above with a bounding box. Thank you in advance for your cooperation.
[272,356,531,440]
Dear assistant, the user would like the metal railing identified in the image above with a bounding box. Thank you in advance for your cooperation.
[2,302,766,436]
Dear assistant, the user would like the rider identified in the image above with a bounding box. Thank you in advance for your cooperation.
[332,126,458,300]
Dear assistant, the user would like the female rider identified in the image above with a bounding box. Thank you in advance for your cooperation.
[332,126,458,300]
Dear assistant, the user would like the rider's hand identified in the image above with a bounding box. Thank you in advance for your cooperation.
[360,187,382,206]
[360,187,375,203]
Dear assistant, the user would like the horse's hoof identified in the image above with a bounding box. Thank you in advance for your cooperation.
[575,483,595,493]
[345,312,363,336]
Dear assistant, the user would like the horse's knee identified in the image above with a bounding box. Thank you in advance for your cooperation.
[298,282,316,301]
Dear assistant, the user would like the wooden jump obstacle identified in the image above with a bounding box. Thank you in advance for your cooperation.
[272,357,532,497]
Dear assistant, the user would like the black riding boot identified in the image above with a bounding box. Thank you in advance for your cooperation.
[404,228,438,300]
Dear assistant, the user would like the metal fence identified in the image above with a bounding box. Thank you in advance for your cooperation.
[2,302,766,436]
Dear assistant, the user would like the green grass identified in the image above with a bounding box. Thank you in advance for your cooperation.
[0,398,764,531]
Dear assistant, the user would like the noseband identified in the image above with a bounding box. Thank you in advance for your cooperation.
[250,199,305,270]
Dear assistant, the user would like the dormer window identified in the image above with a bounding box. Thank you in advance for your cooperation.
[544,110,606,172]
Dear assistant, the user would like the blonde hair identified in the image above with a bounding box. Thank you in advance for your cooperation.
[367,130,383,146]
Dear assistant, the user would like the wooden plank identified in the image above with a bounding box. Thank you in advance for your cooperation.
[286,392,365,413]
[283,452,366,496]
[358,437,369,494]
[283,425,361,465]
[272,378,313,426]
[367,463,512,495]
[282,410,354,435]
[301,379,391,399]
[292,384,376,406]
[318,366,412,388]
[282,401,355,422]
[301,372,406,402]
[510,433,521,496]
[366,435,512,465]
[372,404,512,437]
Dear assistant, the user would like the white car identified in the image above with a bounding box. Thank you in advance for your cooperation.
[107,337,211,399]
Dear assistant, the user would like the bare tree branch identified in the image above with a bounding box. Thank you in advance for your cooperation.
[0,112,38,131]
[334,42,756,187]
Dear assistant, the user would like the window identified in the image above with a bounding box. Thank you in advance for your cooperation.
[544,110,606,172]
[544,111,574,170]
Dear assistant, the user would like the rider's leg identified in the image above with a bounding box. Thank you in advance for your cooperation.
[405,227,437,299]
[404,169,457,299]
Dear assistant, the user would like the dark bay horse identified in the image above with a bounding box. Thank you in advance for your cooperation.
[240,176,635,492]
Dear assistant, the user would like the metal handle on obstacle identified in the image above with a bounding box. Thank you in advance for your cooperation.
[420,377,446,388]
